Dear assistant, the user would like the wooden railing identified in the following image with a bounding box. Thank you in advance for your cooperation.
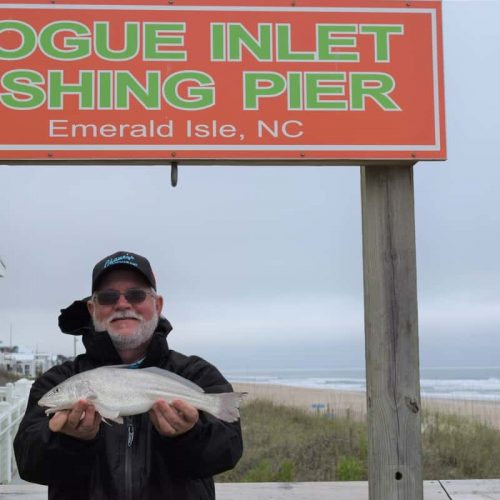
[0,379,32,484]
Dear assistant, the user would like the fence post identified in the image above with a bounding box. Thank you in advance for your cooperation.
[0,402,13,484]
[4,384,14,404]
[361,164,423,500]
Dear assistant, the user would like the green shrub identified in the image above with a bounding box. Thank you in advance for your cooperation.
[336,456,364,481]
[422,411,500,479]
[242,458,295,482]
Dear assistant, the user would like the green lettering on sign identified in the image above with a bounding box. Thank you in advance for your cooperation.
[94,22,140,61]
[350,73,400,110]
[306,72,347,110]
[317,25,359,62]
[360,24,404,62]
[228,23,272,61]
[48,70,94,109]
[211,23,225,61]
[116,71,160,109]
[276,24,314,61]
[144,23,186,60]
[244,72,286,110]
[0,70,45,109]
[0,21,36,60]
[39,22,91,60]
[163,71,214,110]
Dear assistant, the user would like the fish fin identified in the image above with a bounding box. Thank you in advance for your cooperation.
[86,391,98,402]
[83,391,121,422]
[209,392,246,423]
[101,416,120,426]
[94,403,123,424]
[140,367,204,393]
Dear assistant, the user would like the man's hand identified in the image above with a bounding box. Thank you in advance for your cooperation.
[48,400,101,440]
[149,400,199,437]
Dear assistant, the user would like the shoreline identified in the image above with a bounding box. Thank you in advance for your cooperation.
[233,382,500,428]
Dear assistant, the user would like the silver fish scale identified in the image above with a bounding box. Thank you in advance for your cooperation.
[84,367,212,414]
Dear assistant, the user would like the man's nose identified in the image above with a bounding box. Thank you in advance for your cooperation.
[114,293,132,308]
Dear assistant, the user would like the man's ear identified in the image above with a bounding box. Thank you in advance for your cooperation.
[87,300,95,317]
[155,295,164,315]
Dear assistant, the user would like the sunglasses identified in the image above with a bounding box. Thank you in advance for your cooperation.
[93,288,155,306]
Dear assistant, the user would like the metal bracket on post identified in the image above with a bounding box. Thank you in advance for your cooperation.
[171,161,178,187]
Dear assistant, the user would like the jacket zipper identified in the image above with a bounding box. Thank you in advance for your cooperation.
[127,421,135,447]
[125,416,134,500]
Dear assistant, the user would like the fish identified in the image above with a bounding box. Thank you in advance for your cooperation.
[38,366,245,424]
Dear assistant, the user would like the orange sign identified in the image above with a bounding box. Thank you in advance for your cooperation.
[0,0,446,162]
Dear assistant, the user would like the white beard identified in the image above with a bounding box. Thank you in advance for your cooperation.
[92,311,159,350]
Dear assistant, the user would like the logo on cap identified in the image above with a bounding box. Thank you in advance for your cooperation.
[103,254,138,269]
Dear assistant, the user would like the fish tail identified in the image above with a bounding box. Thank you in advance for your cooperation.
[210,392,246,423]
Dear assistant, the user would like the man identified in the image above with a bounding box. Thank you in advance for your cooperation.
[14,251,243,499]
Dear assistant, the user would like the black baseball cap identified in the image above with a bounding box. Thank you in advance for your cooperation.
[92,251,157,292]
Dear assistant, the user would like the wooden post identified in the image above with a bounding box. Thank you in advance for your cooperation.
[360,164,422,500]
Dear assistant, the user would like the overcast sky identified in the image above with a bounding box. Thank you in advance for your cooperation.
[1,1,500,371]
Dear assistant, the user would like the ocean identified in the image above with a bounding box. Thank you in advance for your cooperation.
[225,366,500,402]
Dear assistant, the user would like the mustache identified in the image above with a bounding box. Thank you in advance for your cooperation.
[107,311,143,322]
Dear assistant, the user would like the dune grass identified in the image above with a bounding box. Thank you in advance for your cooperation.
[423,411,500,479]
[217,399,500,482]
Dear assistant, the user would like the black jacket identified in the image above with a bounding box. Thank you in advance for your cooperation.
[14,299,243,500]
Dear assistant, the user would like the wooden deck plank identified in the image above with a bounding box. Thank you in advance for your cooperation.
[217,481,446,499]
[440,479,500,499]
[0,480,450,499]
[425,481,452,500]
[0,483,47,499]
[217,481,368,499]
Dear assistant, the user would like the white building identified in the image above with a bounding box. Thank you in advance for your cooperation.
[0,345,59,378]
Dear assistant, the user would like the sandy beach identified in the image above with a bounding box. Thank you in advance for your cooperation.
[233,383,500,429]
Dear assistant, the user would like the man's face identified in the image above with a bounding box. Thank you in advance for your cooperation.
[87,268,163,350]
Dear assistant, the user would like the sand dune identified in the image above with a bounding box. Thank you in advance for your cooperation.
[234,382,500,428]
